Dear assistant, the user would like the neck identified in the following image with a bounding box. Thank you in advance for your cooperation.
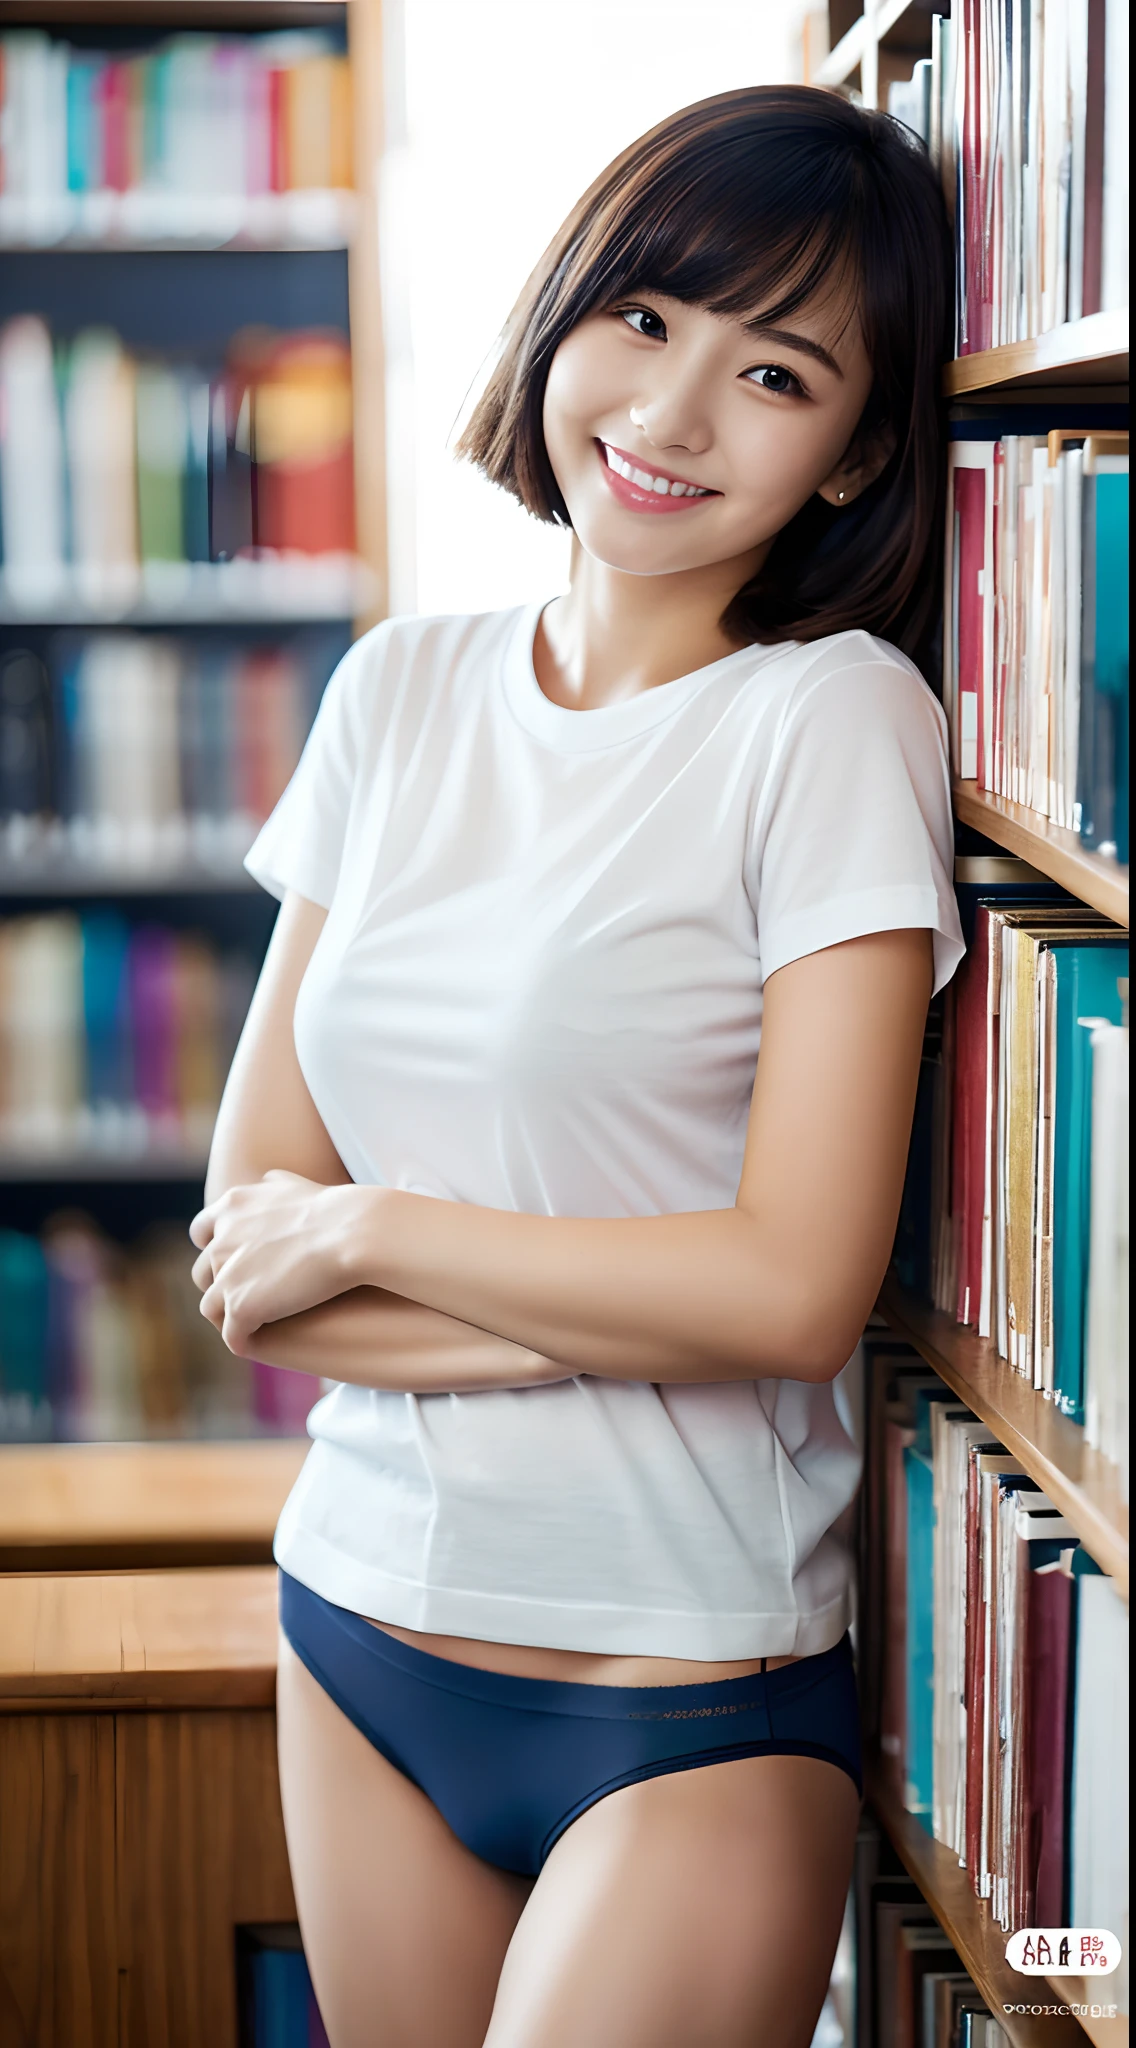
[534,540,770,711]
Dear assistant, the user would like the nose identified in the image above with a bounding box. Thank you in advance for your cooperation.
[628,374,713,457]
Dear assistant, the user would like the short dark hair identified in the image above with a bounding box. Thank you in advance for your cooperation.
[457,86,953,666]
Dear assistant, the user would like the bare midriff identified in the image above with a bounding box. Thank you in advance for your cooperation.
[366,1618,801,1685]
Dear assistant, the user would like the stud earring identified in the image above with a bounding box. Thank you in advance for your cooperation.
[837,488,846,503]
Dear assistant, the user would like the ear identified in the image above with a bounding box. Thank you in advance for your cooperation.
[816,423,897,507]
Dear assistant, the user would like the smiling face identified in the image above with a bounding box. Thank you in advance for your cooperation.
[541,287,881,587]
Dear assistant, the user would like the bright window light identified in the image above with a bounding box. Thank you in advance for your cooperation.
[381,0,813,619]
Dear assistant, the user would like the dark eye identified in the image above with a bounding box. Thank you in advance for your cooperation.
[619,306,668,341]
[746,363,804,396]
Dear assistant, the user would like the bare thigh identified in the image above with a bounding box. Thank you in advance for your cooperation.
[484,1753,862,2048]
[275,1633,531,2048]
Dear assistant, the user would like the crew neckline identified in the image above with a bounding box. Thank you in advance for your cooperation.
[502,599,780,752]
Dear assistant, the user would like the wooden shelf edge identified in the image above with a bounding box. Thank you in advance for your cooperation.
[878,1278,1129,1597]
[867,1759,1106,2047]
[944,310,1129,394]
[953,783,1129,926]
[0,1670,276,1713]
[0,1565,281,1713]
[1046,1978,1130,2048]
[0,1438,308,1558]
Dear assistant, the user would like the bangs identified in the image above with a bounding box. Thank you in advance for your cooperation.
[584,135,868,348]
[457,86,953,666]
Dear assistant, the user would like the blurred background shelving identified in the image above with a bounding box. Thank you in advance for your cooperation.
[0,0,385,1453]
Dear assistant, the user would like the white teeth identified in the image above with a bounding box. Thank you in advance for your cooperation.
[604,444,708,498]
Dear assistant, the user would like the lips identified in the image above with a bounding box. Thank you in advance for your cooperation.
[596,440,718,514]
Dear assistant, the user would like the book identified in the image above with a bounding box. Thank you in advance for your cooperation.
[1069,1563,1130,2014]
[252,334,356,557]
[0,647,54,819]
[1082,1016,1129,1485]
[0,315,67,607]
[237,1923,330,2048]
[895,1923,961,2048]
[1077,453,1130,863]
[1021,1543,1076,1926]
[0,1228,51,1439]
[1051,945,1128,1418]
[63,328,139,608]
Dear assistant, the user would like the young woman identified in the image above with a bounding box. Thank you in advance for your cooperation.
[191,86,962,2048]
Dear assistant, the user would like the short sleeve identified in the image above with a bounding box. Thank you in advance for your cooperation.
[244,627,382,908]
[748,646,964,995]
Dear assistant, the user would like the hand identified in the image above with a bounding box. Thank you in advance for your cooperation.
[189,1171,376,1355]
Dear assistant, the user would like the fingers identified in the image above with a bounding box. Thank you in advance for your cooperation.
[200,1278,256,1356]
[191,1247,214,1294]
[199,1280,225,1330]
[189,1204,217,1250]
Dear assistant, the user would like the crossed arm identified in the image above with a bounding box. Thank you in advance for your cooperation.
[190,892,932,1392]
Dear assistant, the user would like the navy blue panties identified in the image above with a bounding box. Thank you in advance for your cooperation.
[279,1571,862,1878]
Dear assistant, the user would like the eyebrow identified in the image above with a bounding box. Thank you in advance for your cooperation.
[739,322,844,379]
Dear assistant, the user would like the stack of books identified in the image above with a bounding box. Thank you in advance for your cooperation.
[0,316,359,617]
[863,1343,1129,2013]
[0,630,337,877]
[944,423,1129,858]
[0,909,256,1162]
[914,874,1128,1484]
[0,1210,318,1443]
[913,0,1129,350]
[0,28,355,246]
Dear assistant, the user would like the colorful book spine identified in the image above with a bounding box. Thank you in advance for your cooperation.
[943,424,1128,849]
[0,30,355,243]
[0,911,255,1155]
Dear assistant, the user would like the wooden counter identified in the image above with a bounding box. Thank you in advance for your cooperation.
[0,1567,295,2048]
[0,1439,308,1571]
[0,1566,278,1712]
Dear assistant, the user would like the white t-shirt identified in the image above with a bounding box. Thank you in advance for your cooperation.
[246,600,962,1659]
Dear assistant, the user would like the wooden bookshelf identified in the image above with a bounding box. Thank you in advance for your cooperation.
[953,784,1130,926]
[868,1759,1126,2048]
[879,1276,1129,1597]
[944,309,1129,395]
[0,1438,307,1569]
